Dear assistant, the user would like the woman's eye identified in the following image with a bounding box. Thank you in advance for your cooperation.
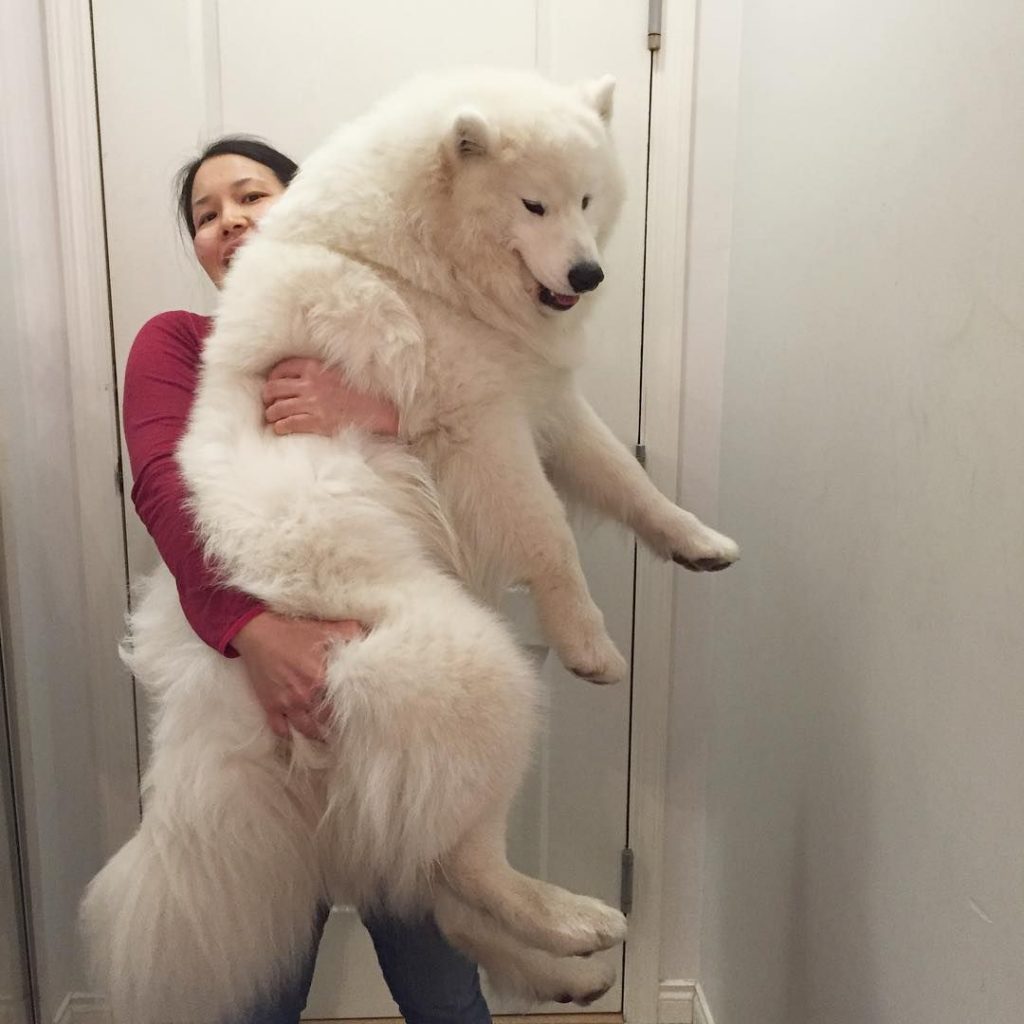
[243,192,266,203]
[582,195,591,210]
[522,199,546,216]
[197,211,215,226]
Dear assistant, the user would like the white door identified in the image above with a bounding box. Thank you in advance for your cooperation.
[93,1,653,1017]
[0,625,32,1024]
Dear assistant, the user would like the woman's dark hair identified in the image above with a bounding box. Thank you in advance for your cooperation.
[175,135,299,238]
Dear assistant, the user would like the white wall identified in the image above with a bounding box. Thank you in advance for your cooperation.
[697,1,1024,1021]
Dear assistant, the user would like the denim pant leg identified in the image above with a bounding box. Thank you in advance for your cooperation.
[239,904,330,1024]
[238,908,490,1024]
[364,912,492,1024]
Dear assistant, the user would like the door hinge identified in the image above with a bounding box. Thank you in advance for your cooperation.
[620,847,635,915]
[648,0,663,51]
[635,443,647,467]
[114,461,124,497]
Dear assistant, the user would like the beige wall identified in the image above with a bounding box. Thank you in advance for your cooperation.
[697,1,1024,1021]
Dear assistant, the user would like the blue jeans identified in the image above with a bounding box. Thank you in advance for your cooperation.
[242,906,491,1024]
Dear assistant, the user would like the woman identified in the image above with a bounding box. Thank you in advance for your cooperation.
[123,135,492,1024]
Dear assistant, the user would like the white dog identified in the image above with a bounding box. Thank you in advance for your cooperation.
[82,69,738,1022]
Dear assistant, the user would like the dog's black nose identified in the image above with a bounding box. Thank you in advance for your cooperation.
[568,261,605,294]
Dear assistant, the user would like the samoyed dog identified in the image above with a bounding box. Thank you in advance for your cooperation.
[82,69,738,1022]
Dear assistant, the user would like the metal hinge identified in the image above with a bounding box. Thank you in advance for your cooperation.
[114,461,124,496]
[648,0,663,50]
[620,847,635,914]
[635,443,647,467]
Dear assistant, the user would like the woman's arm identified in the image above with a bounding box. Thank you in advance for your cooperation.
[122,312,384,740]
[123,311,265,654]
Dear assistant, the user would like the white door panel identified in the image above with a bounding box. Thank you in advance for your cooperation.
[93,1,651,1016]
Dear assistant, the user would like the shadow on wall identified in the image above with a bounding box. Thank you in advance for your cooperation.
[702,538,888,1024]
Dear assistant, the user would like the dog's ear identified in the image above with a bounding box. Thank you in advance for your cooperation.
[578,75,616,124]
[448,108,493,159]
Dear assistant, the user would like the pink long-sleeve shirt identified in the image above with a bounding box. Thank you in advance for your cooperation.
[122,310,263,655]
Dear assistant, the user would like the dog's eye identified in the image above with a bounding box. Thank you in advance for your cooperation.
[582,195,591,210]
[522,199,546,216]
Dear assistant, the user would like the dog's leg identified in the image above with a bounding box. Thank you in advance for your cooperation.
[546,391,740,570]
[433,886,617,1006]
[440,810,626,958]
[316,573,623,955]
[435,412,627,683]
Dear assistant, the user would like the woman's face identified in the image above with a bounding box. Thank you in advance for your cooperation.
[190,154,287,288]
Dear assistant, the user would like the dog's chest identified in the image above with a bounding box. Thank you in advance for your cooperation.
[403,300,569,445]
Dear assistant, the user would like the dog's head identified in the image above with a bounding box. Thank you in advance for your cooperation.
[439,75,625,328]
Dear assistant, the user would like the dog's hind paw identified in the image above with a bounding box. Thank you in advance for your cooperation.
[550,957,616,1006]
[483,946,615,1009]
[564,633,628,685]
[542,894,627,957]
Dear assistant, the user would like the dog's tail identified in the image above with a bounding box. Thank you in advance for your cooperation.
[80,755,324,1024]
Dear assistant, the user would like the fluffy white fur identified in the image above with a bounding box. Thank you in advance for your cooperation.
[81,69,739,1022]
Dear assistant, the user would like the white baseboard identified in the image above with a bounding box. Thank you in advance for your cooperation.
[52,993,111,1024]
[54,985,713,1024]
[657,980,716,1024]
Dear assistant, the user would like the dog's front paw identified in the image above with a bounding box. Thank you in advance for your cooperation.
[672,527,739,572]
[553,895,628,955]
[663,510,740,573]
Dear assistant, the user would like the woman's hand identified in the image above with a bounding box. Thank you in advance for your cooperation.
[262,357,400,438]
[232,611,365,741]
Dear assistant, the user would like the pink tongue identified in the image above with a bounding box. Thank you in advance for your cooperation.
[554,292,579,308]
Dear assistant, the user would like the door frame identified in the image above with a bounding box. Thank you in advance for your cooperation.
[42,1,705,1019]
[624,3,703,1020]
[40,0,141,858]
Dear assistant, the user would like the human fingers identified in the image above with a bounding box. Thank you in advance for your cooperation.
[286,708,325,743]
[370,401,401,438]
[324,619,368,642]
[265,709,290,739]
[304,620,367,663]
[305,620,364,696]
[271,414,321,436]
[267,357,321,381]
[262,377,306,405]
[311,693,334,731]
[265,396,312,424]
